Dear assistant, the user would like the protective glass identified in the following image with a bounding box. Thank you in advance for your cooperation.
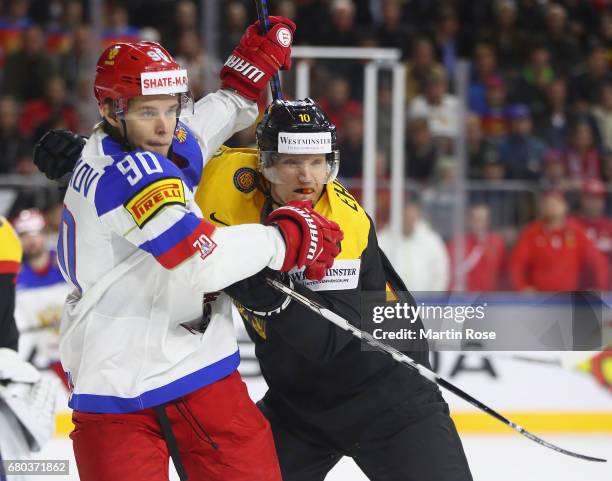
[115,92,194,120]
[260,151,340,185]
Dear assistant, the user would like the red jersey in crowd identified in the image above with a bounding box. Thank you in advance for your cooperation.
[447,233,506,291]
[571,215,612,289]
[565,149,601,181]
[510,220,609,291]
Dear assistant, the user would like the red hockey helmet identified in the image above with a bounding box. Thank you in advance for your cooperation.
[13,208,46,235]
[94,41,193,118]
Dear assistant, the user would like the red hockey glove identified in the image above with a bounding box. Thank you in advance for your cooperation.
[220,16,295,101]
[589,350,612,392]
[266,200,343,281]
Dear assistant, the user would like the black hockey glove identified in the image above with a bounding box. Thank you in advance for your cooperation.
[33,129,85,180]
[225,269,292,319]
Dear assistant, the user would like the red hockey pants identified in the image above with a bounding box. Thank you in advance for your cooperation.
[70,371,282,481]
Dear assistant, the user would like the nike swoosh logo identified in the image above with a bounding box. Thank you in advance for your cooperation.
[209,212,230,226]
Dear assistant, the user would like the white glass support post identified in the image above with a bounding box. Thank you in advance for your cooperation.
[389,63,406,266]
[362,62,378,219]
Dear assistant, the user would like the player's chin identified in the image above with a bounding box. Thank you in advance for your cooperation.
[146,142,171,155]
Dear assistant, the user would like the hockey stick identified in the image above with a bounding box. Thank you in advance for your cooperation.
[254,0,282,99]
[265,277,607,463]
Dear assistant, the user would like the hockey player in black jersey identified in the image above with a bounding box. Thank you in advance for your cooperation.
[34,99,473,481]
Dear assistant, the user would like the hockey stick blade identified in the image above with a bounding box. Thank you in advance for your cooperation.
[266,277,607,463]
[254,0,282,100]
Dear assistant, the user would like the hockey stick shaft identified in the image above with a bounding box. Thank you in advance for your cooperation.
[254,0,282,99]
[265,277,607,463]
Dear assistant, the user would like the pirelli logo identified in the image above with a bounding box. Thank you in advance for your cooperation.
[125,177,185,227]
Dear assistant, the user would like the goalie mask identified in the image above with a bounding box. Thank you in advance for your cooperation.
[256,98,340,185]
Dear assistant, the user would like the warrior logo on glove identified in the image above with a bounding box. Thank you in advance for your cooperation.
[220,16,295,101]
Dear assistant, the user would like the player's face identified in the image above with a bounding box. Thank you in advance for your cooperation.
[270,153,327,204]
[19,231,46,259]
[104,95,179,156]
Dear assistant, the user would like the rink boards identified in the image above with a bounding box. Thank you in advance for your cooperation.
[52,297,612,437]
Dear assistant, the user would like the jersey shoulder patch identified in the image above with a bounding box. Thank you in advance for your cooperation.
[197,147,262,225]
[124,176,186,228]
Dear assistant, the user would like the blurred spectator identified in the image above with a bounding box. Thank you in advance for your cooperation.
[102,3,139,49]
[565,119,602,183]
[475,75,511,140]
[591,81,612,152]
[599,11,612,66]
[159,0,198,55]
[515,0,545,33]
[317,76,362,132]
[56,24,95,91]
[542,3,581,74]
[375,0,413,58]
[447,204,506,291]
[514,42,556,119]
[510,191,608,291]
[219,1,248,60]
[601,149,612,184]
[274,0,296,20]
[468,41,500,113]
[469,152,526,232]
[534,76,573,151]
[404,35,445,103]
[499,104,548,180]
[482,0,527,75]
[337,114,364,178]
[569,43,611,109]
[407,70,459,152]
[378,201,450,291]
[45,0,84,55]
[19,75,78,140]
[466,113,499,179]
[571,179,612,289]
[539,149,574,195]
[402,0,438,29]
[405,117,438,182]
[422,156,458,239]
[175,30,221,100]
[431,6,460,78]
[294,0,329,45]
[0,0,32,64]
[2,24,55,102]
[43,200,63,251]
[319,0,359,47]
[563,0,599,45]
[0,96,31,174]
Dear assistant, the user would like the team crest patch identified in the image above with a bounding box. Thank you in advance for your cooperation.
[175,125,188,143]
[125,177,185,228]
[233,167,257,193]
[105,46,120,65]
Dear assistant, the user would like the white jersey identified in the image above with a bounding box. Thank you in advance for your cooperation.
[15,253,71,370]
[58,90,285,413]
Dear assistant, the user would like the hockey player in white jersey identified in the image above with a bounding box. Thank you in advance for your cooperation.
[56,20,343,481]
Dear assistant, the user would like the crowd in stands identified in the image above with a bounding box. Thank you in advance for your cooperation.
[0,0,611,291]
